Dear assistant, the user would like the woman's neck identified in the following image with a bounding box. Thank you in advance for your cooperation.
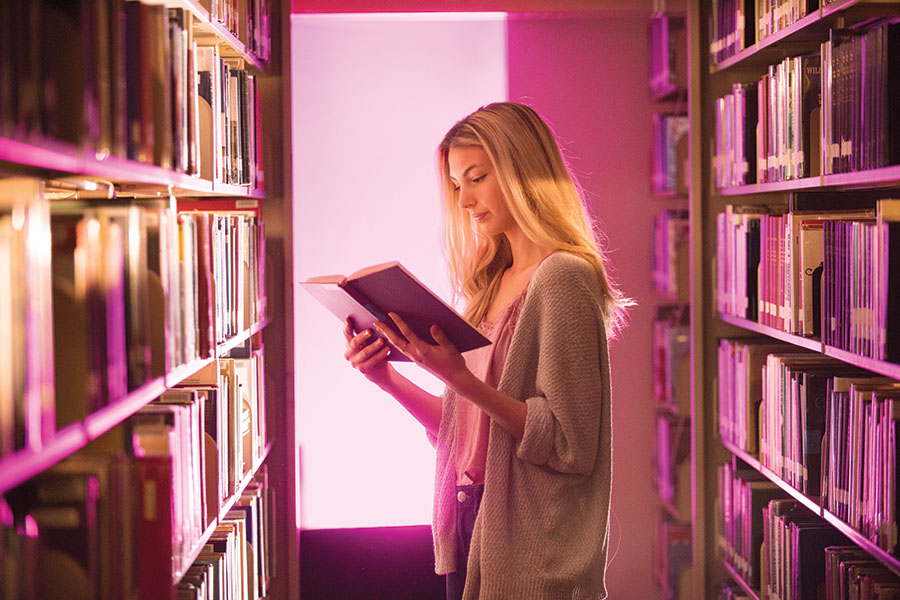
[504,229,552,275]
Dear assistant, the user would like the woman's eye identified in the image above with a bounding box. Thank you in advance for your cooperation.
[472,174,486,183]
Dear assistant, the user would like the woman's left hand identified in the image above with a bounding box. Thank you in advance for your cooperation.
[375,313,472,390]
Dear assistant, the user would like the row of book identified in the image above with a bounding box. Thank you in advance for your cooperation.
[654,516,692,600]
[708,0,757,65]
[709,0,821,65]
[717,464,900,599]
[649,14,687,98]
[655,414,691,519]
[653,304,690,414]
[0,1,264,189]
[714,461,900,599]
[715,198,900,363]
[716,338,900,554]
[0,180,267,461]
[651,113,689,196]
[824,377,900,554]
[204,0,272,63]
[652,210,689,300]
[1,393,269,600]
[713,51,820,187]
[712,22,900,188]
[822,23,900,176]
[824,546,900,599]
[717,458,789,589]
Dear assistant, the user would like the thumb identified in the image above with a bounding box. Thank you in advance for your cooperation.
[430,324,450,346]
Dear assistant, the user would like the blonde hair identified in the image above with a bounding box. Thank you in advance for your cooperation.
[438,102,632,338]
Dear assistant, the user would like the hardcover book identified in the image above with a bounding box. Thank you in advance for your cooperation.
[301,262,490,361]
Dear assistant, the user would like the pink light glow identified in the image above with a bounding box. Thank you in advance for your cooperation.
[290,13,507,530]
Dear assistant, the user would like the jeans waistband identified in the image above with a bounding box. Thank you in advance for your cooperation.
[455,483,484,508]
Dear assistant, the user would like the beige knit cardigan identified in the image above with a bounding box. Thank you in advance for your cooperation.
[432,252,613,600]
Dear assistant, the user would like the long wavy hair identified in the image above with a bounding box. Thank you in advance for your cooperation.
[438,101,632,338]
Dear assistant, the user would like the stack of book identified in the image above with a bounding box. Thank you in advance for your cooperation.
[0,2,265,190]
[649,13,686,99]
[717,459,789,590]
[708,0,756,64]
[717,338,790,455]
[824,546,900,598]
[653,305,690,415]
[1,369,269,600]
[713,82,758,187]
[824,378,900,554]
[651,113,689,196]
[655,414,690,518]
[716,198,900,363]
[822,23,900,176]
[652,210,689,300]
[654,516,692,600]
[758,354,871,498]
[761,499,850,599]
[178,200,266,345]
[0,179,55,459]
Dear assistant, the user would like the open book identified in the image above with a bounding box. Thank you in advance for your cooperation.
[300,262,490,361]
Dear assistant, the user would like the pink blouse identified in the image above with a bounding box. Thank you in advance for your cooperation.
[455,290,527,485]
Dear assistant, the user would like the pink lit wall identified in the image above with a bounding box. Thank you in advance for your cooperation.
[507,12,661,600]
[290,13,508,529]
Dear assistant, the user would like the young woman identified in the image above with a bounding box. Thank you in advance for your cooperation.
[342,102,630,600]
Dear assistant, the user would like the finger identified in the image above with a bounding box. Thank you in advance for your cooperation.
[387,312,425,345]
[350,337,384,365]
[344,329,374,359]
[357,344,391,372]
[343,319,355,342]
[430,324,456,349]
[374,320,405,348]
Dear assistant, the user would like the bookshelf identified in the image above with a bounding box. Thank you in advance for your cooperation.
[650,7,693,599]
[0,1,297,599]
[690,0,900,597]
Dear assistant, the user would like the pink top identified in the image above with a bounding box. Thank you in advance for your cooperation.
[455,289,527,485]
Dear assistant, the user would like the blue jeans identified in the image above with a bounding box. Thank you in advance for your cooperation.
[446,484,484,600]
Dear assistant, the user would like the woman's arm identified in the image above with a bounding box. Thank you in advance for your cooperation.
[344,320,442,437]
[374,314,527,440]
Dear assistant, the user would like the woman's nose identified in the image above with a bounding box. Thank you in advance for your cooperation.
[458,187,474,209]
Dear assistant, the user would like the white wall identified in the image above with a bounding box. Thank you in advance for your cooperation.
[290,13,507,529]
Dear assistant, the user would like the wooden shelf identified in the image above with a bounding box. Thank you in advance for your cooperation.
[718,313,824,352]
[0,424,87,495]
[218,319,268,356]
[0,136,263,199]
[821,508,900,577]
[823,346,900,380]
[711,10,823,74]
[723,441,822,516]
[84,376,169,439]
[0,327,267,495]
[718,164,900,196]
[166,357,217,388]
[722,560,762,600]
[710,0,900,74]
[718,313,900,380]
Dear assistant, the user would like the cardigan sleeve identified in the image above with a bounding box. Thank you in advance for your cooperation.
[515,256,607,476]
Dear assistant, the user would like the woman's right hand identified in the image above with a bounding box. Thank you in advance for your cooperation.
[343,319,393,386]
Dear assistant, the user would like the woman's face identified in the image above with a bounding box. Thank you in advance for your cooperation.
[447,145,517,238]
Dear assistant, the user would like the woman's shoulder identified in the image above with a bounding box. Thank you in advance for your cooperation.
[527,251,602,303]
[532,251,597,287]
